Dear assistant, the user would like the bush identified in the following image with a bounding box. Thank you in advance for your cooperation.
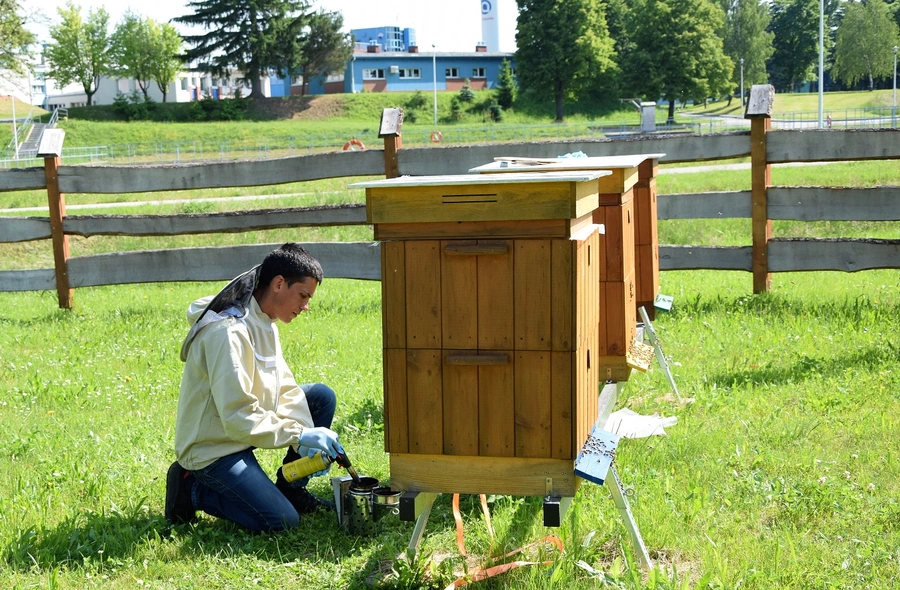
[450,96,462,121]
[488,99,503,122]
[458,80,475,103]
[111,91,156,122]
[496,59,516,110]
[188,97,250,122]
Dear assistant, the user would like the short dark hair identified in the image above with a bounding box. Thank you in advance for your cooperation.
[257,243,323,289]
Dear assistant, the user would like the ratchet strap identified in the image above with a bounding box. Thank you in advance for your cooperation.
[447,493,563,589]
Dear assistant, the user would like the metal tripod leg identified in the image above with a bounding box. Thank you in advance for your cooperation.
[606,465,652,570]
[639,306,681,400]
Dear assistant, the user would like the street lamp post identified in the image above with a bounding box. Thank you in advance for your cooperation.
[432,45,437,126]
[10,95,18,161]
[893,45,898,127]
[739,58,744,109]
[818,0,824,128]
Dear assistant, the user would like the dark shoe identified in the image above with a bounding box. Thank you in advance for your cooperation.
[165,462,198,524]
[276,480,336,514]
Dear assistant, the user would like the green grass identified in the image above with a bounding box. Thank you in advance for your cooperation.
[682,89,898,117]
[2,269,899,589]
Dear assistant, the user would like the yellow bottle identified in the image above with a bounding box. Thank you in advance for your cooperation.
[282,451,331,482]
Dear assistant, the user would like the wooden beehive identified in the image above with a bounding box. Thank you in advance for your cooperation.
[353,172,608,498]
[470,154,664,380]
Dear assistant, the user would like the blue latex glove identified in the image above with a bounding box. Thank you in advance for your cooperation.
[298,426,343,458]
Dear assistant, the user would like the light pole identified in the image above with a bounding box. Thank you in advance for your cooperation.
[432,45,437,126]
[818,0,824,128]
[893,45,898,127]
[739,58,744,109]
[10,95,18,161]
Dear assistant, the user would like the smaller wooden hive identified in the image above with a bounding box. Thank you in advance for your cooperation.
[353,171,610,499]
[470,154,665,381]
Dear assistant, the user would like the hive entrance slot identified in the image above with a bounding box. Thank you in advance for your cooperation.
[441,193,498,204]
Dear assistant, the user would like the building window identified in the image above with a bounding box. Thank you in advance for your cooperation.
[399,68,420,79]
[445,67,459,78]
[363,68,385,80]
[472,67,486,78]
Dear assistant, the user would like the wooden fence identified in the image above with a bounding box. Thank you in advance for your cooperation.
[2,90,899,309]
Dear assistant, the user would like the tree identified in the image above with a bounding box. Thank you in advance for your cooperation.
[174,0,310,100]
[718,0,774,103]
[150,23,184,102]
[46,2,113,106]
[496,58,517,109]
[110,12,156,99]
[767,0,820,92]
[0,0,35,77]
[620,0,733,123]
[831,0,900,90]
[288,9,351,96]
[515,0,616,121]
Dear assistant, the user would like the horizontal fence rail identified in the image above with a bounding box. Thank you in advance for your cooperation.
[1,99,898,306]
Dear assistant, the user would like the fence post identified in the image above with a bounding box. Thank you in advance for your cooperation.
[746,85,774,294]
[379,107,404,179]
[44,155,74,308]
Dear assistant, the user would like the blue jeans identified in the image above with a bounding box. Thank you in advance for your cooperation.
[188,383,336,532]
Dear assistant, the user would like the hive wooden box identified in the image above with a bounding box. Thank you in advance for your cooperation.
[471,154,664,380]
[353,172,609,498]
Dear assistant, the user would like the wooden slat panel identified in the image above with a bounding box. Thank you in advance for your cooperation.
[596,167,639,197]
[636,244,658,306]
[389,453,578,496]
[375,218,573,240]
[65,242,381,287]
[515,351,551,458]
[602,269,636,358]
[514,240,551,350]
[478,358,515,457]
[477,239,514,349]
[384,348,408,453]
[768,187,900,221]
[367,181,586,224]
[441,240,477,349]
[0,268,57,292]
[550,238,574,351]
[768,238,900,272]
[550,351,573,459]
[381,241,406,349]
[0,167,47,192]
[442,352,479,456]
[404,241,441,348]
[0,217,51,243]
[446,353,509,365]
[767,128,900,164]
[634,180,658,245]
[659,245,752,271]
[63,204,368,237]
[407,349,443,454]
[657,191,751,220]
[595,200,635,282]
[57,151,385,193]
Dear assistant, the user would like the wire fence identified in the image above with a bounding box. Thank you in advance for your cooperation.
[1,108,897,169]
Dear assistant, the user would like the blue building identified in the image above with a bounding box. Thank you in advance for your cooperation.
[270,26,515,96]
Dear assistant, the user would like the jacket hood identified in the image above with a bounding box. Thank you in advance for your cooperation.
[179,265,261,362]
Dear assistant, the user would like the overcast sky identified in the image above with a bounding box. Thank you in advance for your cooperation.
[29,0,520,53]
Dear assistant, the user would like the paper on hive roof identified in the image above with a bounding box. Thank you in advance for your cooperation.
[603,408,677,439]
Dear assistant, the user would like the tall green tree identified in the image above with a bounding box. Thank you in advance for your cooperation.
[621,0,732,123]
[46,2,113,106]
[110,11,156,99]
[150,23,184,102]
[767,0,820,92]
[514,0,616,122]
[831,0,900,90]
[496,58,517,109]
[287,9,351,96]
[174,0,310,99]
[718,0,774,104]
[0,0,35,77]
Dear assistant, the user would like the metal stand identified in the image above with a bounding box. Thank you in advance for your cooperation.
[606,465,653,569]
[399,492,439,560]
[639,306,681,400]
